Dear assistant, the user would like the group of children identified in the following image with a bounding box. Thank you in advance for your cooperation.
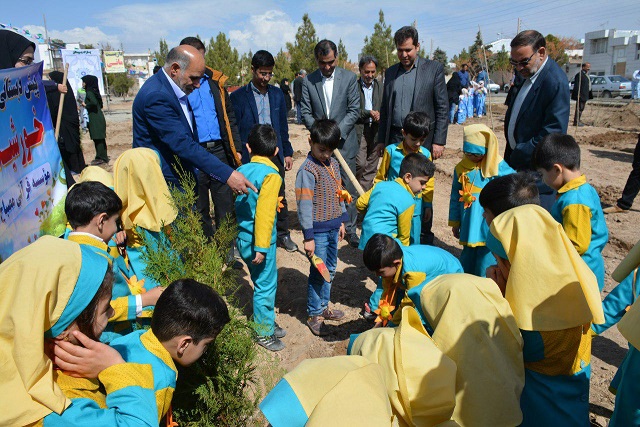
[454,81,488,125]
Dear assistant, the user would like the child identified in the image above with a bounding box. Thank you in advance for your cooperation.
[374,111,435,245]
[362,233,463,326]
[235,124,286,351]
[479,173,605,427]
[65,181,164,343]
[295,119,349,336]
[448,124,514,277]
[476,82,488,116]
[457,88,469,125]
[533,133,609,291]
[111,279,230,423]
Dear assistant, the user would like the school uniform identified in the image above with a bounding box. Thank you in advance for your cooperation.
[551,174,609,290]
[235,156,282,336]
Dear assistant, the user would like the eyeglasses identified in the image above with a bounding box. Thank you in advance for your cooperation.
[17,56,34,65]
[509,51,536,67]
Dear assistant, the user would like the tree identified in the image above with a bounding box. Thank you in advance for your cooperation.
[545,34,581,67]
[205,33,241,85]
[239,50,253,85]
[432,47,450,74]
[107,73,135,101]
[468,30,488,75]
[489,45,511,87]
[337,39,349,69]
[362,9,395,71]
[286,14,319,75]
[452,48,471,71]
[273,49,292,82]
[81,43,94,49]
[153,38,168,67]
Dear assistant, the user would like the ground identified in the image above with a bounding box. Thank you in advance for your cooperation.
[89,95,639,426]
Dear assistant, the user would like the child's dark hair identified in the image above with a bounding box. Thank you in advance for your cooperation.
[479,172,540,216]
[65,181,123,229]
[399,152,435,178]
[75,267,114,341]
[309,119,341,150]
[152,279,230,344]
[532,133,581,171]
[248,124,278,157]
[363,234,403,272]
[402,111,430,139]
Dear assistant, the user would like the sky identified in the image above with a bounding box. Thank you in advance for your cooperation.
[5,0,640,61]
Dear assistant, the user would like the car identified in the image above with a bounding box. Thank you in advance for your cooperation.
[590,75,632,98]
[485,79,500,94]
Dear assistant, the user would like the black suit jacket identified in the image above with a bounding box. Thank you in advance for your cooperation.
[571,70,592,102]
[378,57,449,149]
[356,78,383,140]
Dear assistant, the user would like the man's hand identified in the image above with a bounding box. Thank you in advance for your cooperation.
[284,156,293,171]
[452,226,460,239]
[338,223,346,241]
[141,286,164,307]
[431,144,445,159]
[423,208,433,223]
[370,110,380,122]
[57,84,68,94]
[374,143,385,158]
[252,252,265,264]
[52,331,125,379]
[304,239,315,257]
[226,170,258,195]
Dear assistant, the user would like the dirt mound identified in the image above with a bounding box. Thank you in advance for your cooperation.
[598,103,640,131]
[583,131,638,150]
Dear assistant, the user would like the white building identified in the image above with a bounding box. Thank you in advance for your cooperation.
[583,29,640,77]
[486,38,511,54]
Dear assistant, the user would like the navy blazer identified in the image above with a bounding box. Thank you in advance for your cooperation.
[132,71,234,187]
[504,58,570,171]
[230,83,293,165]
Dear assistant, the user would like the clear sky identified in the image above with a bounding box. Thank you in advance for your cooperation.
[5,0,640,60]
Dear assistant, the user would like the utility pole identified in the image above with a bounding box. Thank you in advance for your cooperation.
[430,39,433,59]
[43,14,54,71]
[517,17,521,34]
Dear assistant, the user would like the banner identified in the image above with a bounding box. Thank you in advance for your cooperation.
[0,62,67,262]
[60,49,104,96]
[104,50,126,74]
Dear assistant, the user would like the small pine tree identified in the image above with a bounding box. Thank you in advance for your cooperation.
[432,47,451,75]
[273,49,292,82]
[337,39,349,69]
[286,14,319,75]
[362,9,394,71]
[206,33,242,85]
[153,38,169,67]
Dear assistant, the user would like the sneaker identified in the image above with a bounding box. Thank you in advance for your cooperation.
[361,303,377,322]
[274,323,287,338]
[603,205,627,214]
[307,316,328,336]
[277,235,299,252]
[256,334,285,351]
[321,308,345,321]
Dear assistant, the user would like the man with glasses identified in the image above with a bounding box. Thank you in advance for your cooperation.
[504,30,570,211]
[231,50,298,252]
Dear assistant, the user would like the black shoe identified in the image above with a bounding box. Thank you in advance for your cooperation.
[362,303,377,322]
[278,236,298,252]
[90,158,106,166]
[346,233,360,248]
[274,323,287,338]
[256,334,285,351]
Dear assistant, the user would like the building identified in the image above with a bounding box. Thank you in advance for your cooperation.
[124,52,153,75]
[563,49,584,82]
[583,29,640,77]
[486,38,512,54]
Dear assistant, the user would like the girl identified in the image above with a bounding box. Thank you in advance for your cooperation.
[81,75,108,165]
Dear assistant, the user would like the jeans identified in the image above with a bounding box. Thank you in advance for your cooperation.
[307,228,338,316]
[271,155,291,239]
[295,102,302,124]
[449,102,458,123]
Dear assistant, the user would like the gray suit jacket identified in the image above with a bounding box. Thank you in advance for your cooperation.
[301,67,360,164]
[378,57,449,149]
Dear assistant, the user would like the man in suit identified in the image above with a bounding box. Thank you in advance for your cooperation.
[292,70,306,125]
[132,45,255,195]
[571,62,591,127]
[301,39,360,247]
[355,55,383,191]
[231,50,298,252]
[504,30,570,210]
[377,26,449,160]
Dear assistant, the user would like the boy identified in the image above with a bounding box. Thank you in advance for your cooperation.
[235,124,286,351]
[449,124,514,277]
[362,233,463,326]
[375,111,434,245]
[533,133,609,290]
[65,181,164,342]
[295,119,349,336]
[111,279,230,423]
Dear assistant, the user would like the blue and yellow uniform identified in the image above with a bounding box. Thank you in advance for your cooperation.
[551,174,609,291]
[0,236,157,427]
[448,124,514,277]
[111,329,178,423]
[235,155,282,337]
[486,205,604,427]
[375,141,434,245]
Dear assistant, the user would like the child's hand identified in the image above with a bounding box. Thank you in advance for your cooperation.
[487,257,510,296]
[338,223,346,242]
[141,286,164,307]
[423,208,433,222]
[252,252,265,264]
[452,226,460,238]
[114,231,127,245]
[52,331,125,379]
[304,239,315,257]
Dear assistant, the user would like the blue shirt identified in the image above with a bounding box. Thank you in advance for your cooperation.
[251,82,272,125]
[188,77,222,143]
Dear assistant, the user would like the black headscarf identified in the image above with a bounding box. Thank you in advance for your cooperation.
[0,30,36,70]
[81,75,103,108]
[48,71,79,126]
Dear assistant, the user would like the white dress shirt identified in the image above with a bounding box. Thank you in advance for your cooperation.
[322,71,335,118]
[508,56,548,149]
[162,68,193,132]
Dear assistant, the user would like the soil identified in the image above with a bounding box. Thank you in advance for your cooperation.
[90,97,640,426]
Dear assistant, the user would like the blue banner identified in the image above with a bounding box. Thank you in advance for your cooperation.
[0,62,67,262]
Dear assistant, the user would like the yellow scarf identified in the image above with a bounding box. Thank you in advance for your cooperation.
[0,237,108,426]
[420,273,525,426]
[613,239,640,348]
[462,123,502,178]
[488,204,604,330]
[76,166,114,188]
[114,148,176,232]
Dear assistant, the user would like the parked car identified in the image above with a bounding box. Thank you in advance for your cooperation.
[590,75,632,98]
[485,79,500,94]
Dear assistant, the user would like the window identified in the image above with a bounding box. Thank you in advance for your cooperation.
[590,38,608,54]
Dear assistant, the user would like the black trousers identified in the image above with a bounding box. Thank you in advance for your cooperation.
[270,155,291,239]
[617,135,640,210]
[573,99,586,125]
[197,144,235,239]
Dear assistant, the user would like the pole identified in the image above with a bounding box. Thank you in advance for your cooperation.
[478,25,495,131]
[102,50,111,113]
[517,18,521,34]
[54,63,69,141]
[333,149,365,197]
[43,14,54,71]
[430,39,434,59]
